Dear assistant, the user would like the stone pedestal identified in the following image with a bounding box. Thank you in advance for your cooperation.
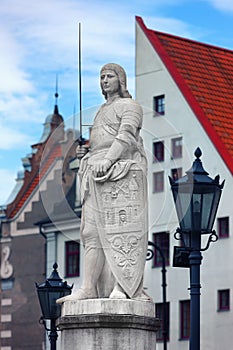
[57,299,160,350]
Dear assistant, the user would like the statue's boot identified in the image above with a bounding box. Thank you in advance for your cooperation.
[109,279,153,301]
[109,283,127,299]
[132,279,153,301]
[57,245,105,304]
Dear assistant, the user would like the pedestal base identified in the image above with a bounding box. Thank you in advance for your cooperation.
[57,299,160,350]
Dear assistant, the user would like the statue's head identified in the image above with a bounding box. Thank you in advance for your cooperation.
[100,63,132,99]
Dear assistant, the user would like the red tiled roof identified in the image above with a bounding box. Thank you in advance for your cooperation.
[136,16,233,174]
[8,144,62,219]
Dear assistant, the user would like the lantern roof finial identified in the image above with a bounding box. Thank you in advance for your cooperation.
[47,262,62,282]
[187,147,209,177]
[194,147,202,159]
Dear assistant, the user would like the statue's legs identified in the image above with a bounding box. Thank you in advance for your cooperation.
[57,196,106,302]
[78,194,107,298]
[80,230,105,298]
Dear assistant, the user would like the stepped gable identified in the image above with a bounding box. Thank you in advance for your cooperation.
[136,16,233,174]
[17,163,77,230]
[6,144,62,219]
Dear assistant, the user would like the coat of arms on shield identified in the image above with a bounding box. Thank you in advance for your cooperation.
[91,164,148,298]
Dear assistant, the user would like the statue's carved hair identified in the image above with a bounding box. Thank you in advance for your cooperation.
[100,63,132,99]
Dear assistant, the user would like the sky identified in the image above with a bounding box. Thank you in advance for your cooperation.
[1,0,233,204]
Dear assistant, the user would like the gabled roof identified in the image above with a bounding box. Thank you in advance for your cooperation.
[7,143,62,219]
[136,16,233,175]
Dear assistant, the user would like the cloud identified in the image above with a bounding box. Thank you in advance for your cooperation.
[204,0,233,12]
[143,15,207,40]
[0,89,49,153]
[0,92,48,123]
[0,123,33,150]
[0,0,134,70]
[0,169,17,204]
[0,0,198,105]
[0,26,32,94]
[0,0,136,120]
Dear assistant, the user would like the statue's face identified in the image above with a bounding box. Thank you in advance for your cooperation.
[100,69,120,97]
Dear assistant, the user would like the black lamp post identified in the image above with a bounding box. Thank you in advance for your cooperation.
[147,241,168,350]
[36,263,73,350]
[169,147,224,350]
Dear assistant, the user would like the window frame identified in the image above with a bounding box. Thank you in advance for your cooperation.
[153,141,164,162]
[218,217,229,238]
[171,168,182,181]
[152,171,164,193]
[172,137,182,159]
[65,241,80,278]
[180,300,190,340]
[154,95,165,116]
[218,289,230,311]
[152,232,170,267]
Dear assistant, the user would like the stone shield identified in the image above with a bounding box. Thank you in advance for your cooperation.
[90,164,148,298]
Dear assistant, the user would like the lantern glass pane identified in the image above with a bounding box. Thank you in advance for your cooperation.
[208,188,222,231]
[37,289,49,319]
[178,191,192,232]
[201,192,214,231]
[192,193,202,231]
[49,291,62,319]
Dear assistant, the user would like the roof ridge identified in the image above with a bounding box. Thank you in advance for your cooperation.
[152,29,233,55]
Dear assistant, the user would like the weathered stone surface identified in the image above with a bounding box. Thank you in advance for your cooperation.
[57,299,160,350]
[61,298,155,317]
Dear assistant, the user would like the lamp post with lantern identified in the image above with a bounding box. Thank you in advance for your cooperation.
[169,148,224,350]
[36,263,73,350]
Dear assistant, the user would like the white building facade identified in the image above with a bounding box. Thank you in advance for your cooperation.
[136,16,233,350]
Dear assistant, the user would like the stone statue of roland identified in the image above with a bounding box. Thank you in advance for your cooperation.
[57,63,151,303]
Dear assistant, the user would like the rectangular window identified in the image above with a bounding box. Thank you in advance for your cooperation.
[154,95,165,116]
[65,241,80,277]
[172,137,182,159]
[156,302,170,342]
[171,168,182,181]
[153,171,164,193]
[218,289,230,311]
[153,232,170,267]
[153,141,164,162]
[180,300,190,340]
[218,217,229,238]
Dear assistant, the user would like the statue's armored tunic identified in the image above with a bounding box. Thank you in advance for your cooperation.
[80,98,147,199]
[90,98,146,161]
